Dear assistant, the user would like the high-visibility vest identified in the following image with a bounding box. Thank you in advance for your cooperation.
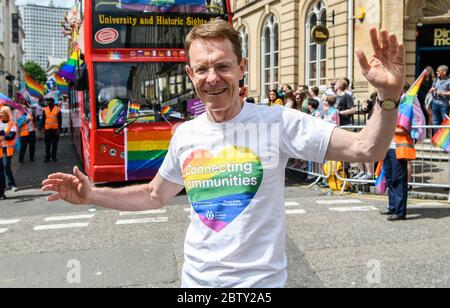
[44,106,60,130]
[20,114,35,137]
[3,121,17,157]
[394,134,416,160]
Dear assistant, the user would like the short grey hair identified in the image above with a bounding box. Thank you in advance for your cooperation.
[437,65,448,74]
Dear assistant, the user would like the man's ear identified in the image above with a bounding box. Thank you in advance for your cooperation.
[185,65,194,82]
[239,58,248,80]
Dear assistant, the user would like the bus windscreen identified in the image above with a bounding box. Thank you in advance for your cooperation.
[95,62,196,128]
[92,0,229,49]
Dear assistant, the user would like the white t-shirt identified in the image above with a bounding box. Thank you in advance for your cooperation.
[159,103,335,288]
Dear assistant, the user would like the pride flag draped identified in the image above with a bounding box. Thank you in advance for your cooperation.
[397,68,429,133]
[432,116,450,153]
[58,48,82,82]
[54,74,69,93]
[0,93,26,114]
[25,74,45,98]
[125,125,172,181]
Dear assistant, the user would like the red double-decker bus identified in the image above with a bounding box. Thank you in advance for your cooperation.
[69,0,232,183]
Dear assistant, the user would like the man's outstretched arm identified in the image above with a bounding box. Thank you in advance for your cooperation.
[42,166,184,211]
[325,27,405,163]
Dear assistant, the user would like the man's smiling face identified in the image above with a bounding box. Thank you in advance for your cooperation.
[186,38,246,113]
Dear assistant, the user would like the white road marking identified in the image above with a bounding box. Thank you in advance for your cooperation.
[316,199,363,205]
[184,208,191,212]
[0,228,8,234]
[45,214,95,222]
[286,209,306,215]
[119,209,167,216]
[285,202,300,207]
[89,208,97,212]
[115,217,168,225]
[0,219,21,225]
[34,222,89,231]
[329,206,377,212]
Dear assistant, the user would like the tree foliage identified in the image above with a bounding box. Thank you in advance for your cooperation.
[24,61,47,84]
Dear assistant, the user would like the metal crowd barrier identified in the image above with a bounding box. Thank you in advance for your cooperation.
[287,125,450,202]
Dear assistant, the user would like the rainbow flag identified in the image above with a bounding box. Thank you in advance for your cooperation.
[55,74,69,93]
[432,116,450,153]
[161,105,172,115]
[58,48,82,82]
[397,68,429,133]
[128,103,141,115]
[24,74,45,98]
[374,161,387,194]
[125,126,172,181]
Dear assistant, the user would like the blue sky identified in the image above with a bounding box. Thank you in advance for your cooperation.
[16,0,75,8]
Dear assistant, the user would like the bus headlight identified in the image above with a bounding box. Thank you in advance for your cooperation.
[110,148,117,157]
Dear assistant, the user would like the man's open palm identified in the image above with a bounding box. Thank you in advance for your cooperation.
[42,166,93,205]
[356,27,405,101]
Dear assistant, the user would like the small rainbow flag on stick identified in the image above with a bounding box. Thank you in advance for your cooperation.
[432,116,450,153]
[374,161,387,194]
[128,103,141,115]
[161,105,172,115]
[25,74,45,98]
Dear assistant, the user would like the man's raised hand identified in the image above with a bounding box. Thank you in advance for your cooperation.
[42,166,94,205]
[356,27,405,101]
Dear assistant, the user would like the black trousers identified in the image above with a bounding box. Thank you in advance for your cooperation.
[19,131,36,162]
[3,155,16,187]
[44,130,59,161]
[384,149,408,217]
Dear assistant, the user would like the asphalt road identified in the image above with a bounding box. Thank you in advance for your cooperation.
[0,137,449,288]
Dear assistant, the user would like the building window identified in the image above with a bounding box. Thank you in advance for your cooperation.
[306,1,327,87]
[261,15,279,100]
[238,25,249,87]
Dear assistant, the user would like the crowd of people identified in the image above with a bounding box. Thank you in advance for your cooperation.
[0,95,70,199]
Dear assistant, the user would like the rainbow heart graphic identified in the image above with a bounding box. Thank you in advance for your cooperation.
[183,146,263,232]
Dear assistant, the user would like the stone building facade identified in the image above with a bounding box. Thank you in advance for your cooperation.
[231,0,450,102]
[0,0,25,98]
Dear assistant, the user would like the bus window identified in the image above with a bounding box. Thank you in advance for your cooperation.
[94,62,195,128]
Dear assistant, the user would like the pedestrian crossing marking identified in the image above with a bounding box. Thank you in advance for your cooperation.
[34,222,90,231]
[45,214,95,222]
[286,209,306,215]
[316,199,363,205]
[0,228,8,234]
[285,202,300,207]
[119,209,166,216]
[115,217,168,225]
[0,219,21,225]
[329,206,377,212]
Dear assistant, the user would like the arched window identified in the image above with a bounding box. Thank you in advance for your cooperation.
[239,25,249,87]
[261,15,279,100]
[306,1,327,87]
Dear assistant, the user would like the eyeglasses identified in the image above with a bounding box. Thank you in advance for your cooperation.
[190,60,236,79]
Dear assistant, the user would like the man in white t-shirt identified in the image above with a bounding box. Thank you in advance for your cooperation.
[42,20,405,288]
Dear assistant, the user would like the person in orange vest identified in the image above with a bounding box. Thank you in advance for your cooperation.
[0,106,18,192]
[379,105,416,222]
[18,100,36,163]
[41,97,61,163]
